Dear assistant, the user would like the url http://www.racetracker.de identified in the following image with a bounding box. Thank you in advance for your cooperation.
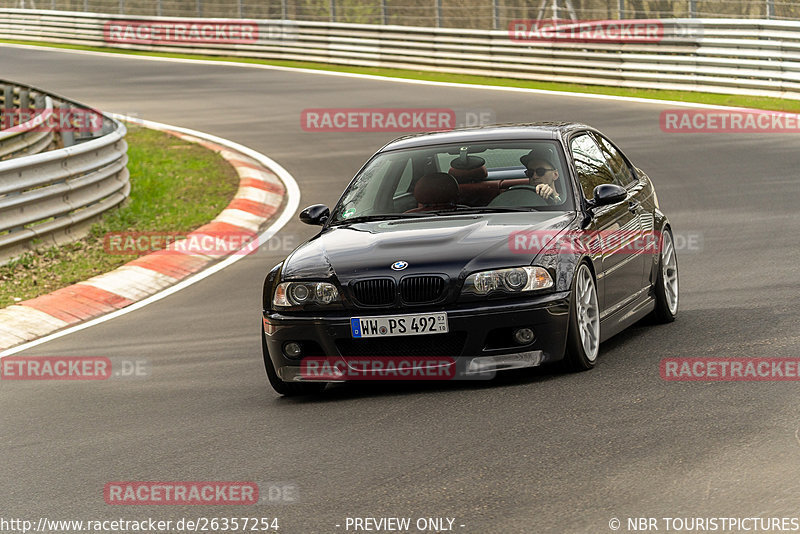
[0,517,281,533]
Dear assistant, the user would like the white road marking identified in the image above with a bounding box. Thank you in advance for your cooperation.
[0,42,764,112]
[0,115,301,357]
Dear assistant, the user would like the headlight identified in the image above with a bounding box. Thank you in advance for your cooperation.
[462,266,553,296]
[273,281,341,308]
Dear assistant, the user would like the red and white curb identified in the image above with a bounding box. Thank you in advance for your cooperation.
[0,117,299,353]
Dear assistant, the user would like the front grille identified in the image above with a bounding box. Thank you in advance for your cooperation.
[352,278,396,306]
[336,332,466,358]
[400,276,446,304]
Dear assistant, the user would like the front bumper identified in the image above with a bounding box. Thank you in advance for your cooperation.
[262,291,570,382]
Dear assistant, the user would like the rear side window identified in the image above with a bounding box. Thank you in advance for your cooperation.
[593,133,636,187]
[570,133,616,199]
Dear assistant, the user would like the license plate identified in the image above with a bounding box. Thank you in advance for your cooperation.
[350,313,448,338]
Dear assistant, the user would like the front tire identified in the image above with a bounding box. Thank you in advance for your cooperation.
[564,263,600,371]
[261,326,325,396]
[650,228,679,323]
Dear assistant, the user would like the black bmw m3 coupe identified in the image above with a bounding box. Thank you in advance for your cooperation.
[261,123,678,395]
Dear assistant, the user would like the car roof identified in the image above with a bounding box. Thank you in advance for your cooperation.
[380,122,595,152]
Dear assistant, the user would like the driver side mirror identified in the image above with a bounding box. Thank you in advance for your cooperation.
[589,184,627,208]
[299,204,330,226]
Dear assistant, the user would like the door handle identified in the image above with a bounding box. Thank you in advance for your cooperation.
[628,200,641,213]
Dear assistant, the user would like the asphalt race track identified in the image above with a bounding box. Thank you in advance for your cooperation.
[2,45,800,533]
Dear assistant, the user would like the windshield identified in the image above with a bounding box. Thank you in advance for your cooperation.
[330,140,574,224]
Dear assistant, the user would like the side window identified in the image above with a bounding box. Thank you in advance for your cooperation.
[570,133,615,199]
[593,134,636,187]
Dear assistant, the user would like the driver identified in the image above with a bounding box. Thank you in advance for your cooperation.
[520,151,563,204]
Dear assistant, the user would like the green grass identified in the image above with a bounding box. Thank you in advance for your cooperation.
[3,38,800,112]
[0,125,239,308]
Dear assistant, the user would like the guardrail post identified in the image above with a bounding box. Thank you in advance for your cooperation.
[35,92,45,138]
[2,85,13,129]
[767,0,775,19]
[382,0,387,25]
[281,0,287,20]
[238,0,243,18]
[3,84,24,232]
[19,90,29,115]
[119,0,124,15]
[330,0,335,22]
[618,0,624,19]
[196,0,202,17]
[157,0,162,17]
[689,0,696,17]
[492,0,499,30]
[435,0,442,27]
[59,103,75,148]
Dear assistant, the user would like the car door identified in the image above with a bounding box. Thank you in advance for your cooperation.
[591,132,654,294]
[569,132,646,316]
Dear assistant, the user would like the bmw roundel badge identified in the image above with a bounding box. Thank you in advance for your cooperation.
[391,261,408,271]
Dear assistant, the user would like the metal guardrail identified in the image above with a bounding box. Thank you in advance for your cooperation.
[0,82,55,160]
[0,0,797,26]
[0,79,129,264]
[1,9,800,99]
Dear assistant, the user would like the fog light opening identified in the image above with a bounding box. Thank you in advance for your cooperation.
[512,328,535,345]
[283,342,303,358]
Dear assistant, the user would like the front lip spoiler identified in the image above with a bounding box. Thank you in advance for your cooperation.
[277,350,545,382]
[464,351,545,375]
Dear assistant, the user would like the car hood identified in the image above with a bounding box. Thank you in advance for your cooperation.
[281,212,575,282]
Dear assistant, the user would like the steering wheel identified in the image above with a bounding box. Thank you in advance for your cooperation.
[488,185,551,208]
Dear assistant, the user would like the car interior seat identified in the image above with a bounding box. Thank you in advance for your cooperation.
[405,172,461,212]
[449,152,489,206]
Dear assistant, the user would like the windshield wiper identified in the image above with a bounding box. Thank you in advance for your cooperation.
[424,207,537,215]
[329,213,429,225]
[330,207,537,225]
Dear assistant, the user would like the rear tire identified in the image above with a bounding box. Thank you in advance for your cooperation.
[650,228,679,324]
[563,263,600,372]
[261,327,325,396]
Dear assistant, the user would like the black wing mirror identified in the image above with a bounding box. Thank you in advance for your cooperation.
[589,184,627,207]
[299,204,330,226]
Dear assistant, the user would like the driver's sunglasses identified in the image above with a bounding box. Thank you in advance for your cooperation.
[529,166,556,177]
